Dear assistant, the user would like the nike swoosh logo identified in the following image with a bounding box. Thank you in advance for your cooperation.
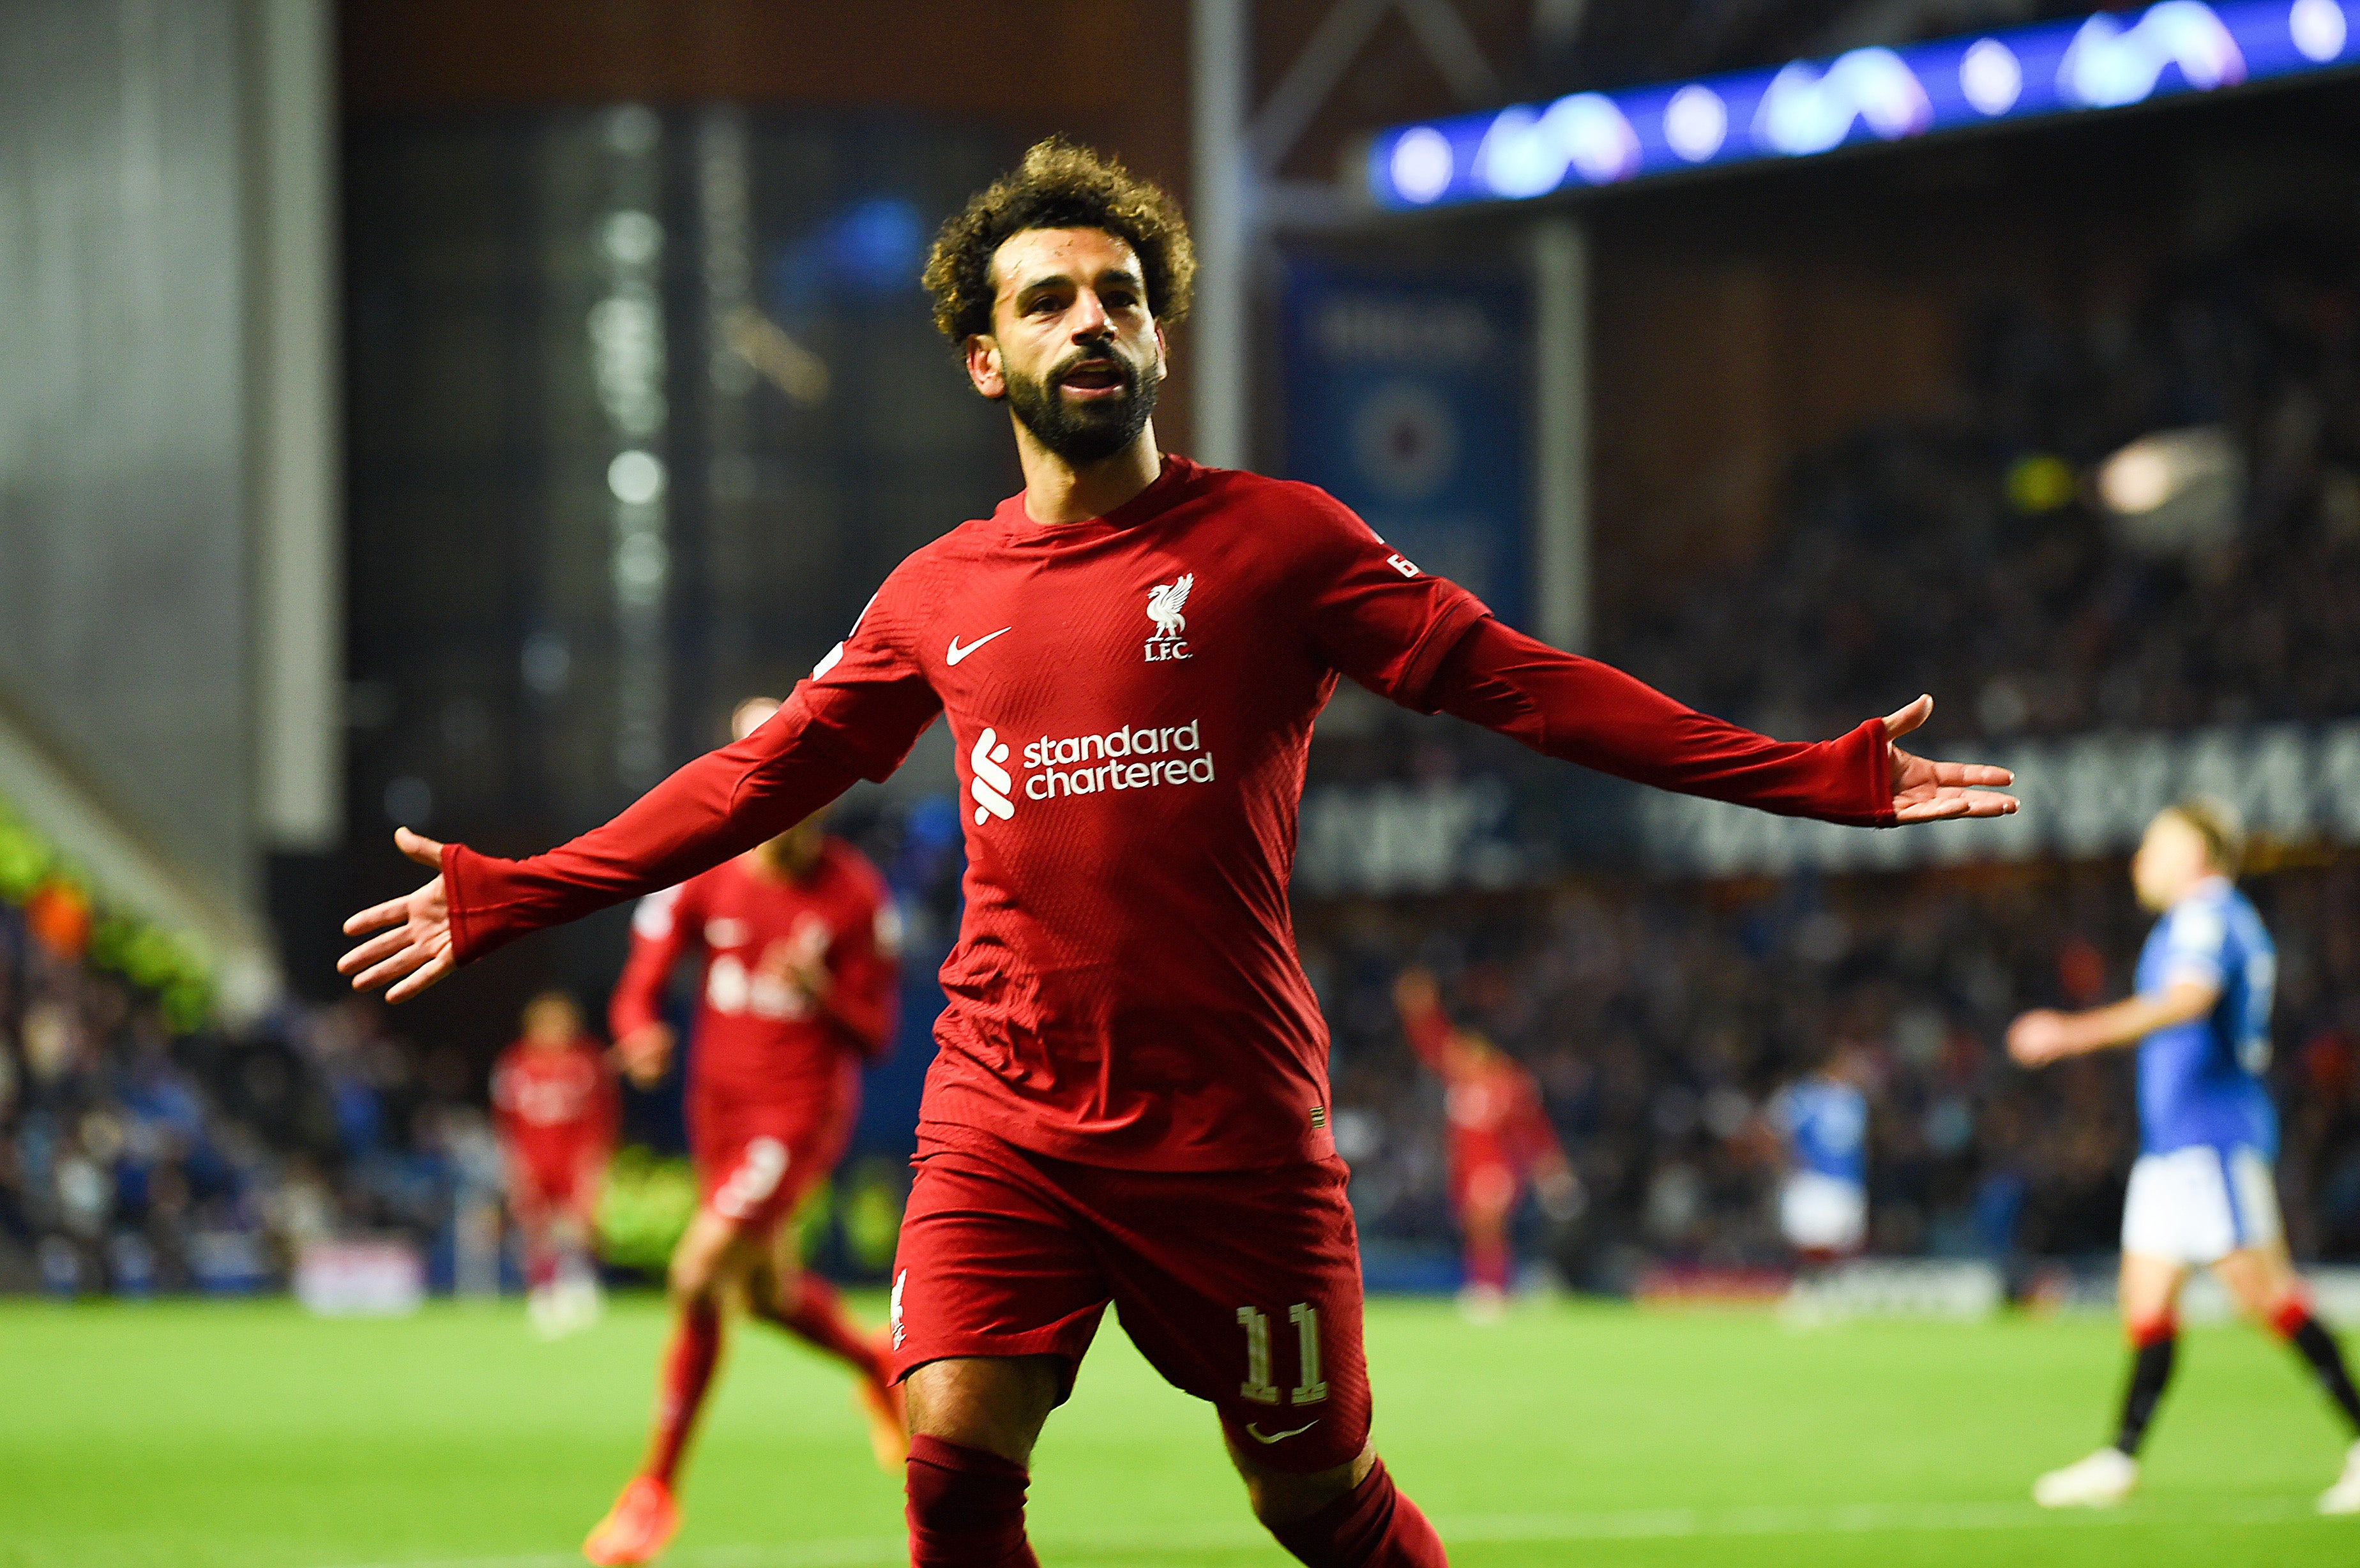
[946,627,1012,665]
[1245,1421,1319,1444]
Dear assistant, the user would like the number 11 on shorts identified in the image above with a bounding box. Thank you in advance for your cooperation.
[1236,1304,1328,1406]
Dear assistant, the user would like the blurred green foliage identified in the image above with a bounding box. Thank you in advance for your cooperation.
[595,1145,701,1273]
[0,796,213,1030]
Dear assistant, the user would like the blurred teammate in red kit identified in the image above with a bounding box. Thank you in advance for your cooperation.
[586,696,904,1564]
[491,990,617,1338]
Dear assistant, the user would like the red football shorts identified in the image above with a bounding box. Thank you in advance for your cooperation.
[511,1139,606,1213]
[887,1131,1372,1474]
[691,1093,852,1235]
[1449,1158,1522,1219]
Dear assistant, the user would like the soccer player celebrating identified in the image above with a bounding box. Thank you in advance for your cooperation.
[492,990,619,1338]
[580,697,905,1565]
[340,140,2016,1568]
[2010,800,2360,1514]
[1392,968,1579,1321]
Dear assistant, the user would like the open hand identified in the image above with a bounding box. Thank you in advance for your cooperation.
[337,828,455,1002]
[1882,697,2018,824]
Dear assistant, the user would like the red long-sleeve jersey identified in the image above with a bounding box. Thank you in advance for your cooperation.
[491,1036,618,1174]
[608,840,898,1114]
[444,457,1891,1172]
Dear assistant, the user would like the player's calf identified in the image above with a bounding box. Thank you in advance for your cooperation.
[1262,1455,1446,1568]
[2269,1294,2360,1437]
[2114,1312,2179,1459]
[752,1268,882,1378]
[1227,1435,1444,1565]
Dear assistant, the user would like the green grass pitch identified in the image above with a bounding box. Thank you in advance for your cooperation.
[1,1293,2353,1567]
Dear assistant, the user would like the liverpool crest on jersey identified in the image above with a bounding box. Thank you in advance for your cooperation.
[1144,573,1193,662]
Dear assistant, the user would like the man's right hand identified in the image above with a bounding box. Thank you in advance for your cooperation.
[1392,967,1439,1015]
[338,827,456,1002]
[615,1023,676,1089]
[2006,1009,2075,1066]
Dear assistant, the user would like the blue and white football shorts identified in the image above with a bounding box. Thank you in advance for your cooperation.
[2121,1144,2281,1265]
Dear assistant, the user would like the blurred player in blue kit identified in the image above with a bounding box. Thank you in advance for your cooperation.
[2009,799,2360,1513]
[1767,1047,1870,1262]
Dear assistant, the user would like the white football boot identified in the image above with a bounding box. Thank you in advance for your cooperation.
[1455,1283,1508,1325]
[2320,1440,2360,1516]
[2032,1447,2138,1508]
[527,1283,566,1340]
[557,1270,604,1334]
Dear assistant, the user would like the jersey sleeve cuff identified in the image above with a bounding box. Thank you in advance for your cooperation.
[1851,717,1898,829]
[441,841,509,967]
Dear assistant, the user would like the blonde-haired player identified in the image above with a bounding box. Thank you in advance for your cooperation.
[2011,799,2360,1513]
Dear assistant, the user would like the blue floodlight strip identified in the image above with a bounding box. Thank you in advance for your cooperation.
[1370,0,2356,210]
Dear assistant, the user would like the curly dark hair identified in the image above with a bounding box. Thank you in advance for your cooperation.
[922,139,1196,343]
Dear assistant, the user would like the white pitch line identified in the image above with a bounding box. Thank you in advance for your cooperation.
[1431,1495,2322,1542]
[309,1493,2336,1568]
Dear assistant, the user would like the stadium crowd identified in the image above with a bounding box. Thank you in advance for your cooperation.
[1603,238,2360,746]
[1292,239,2360,1283]
[11,813,2360,1299]
[0,794,967,1300]
[1312,854,2360,1284]
[0,888,502,1296]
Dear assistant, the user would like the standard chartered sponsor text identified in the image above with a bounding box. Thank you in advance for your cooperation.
[1022,720,1216,800]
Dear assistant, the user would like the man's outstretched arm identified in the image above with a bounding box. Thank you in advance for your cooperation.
[2006,979,2219,1066]
[1424,617,2016,826]
[338,691,875,1002]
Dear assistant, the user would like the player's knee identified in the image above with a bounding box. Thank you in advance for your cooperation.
[904,1356,1061,1466]
[1231,1438,1375,1528]
[1243,1466,1353,1528]
[667,1246,727,1306]
[2240,1274,2311,1336]
[2214,1249,2303,1328]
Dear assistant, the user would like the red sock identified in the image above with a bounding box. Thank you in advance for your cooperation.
[905,1434,1039,1568]
[762,1274,883,1382]
[1270,1458,1447,1567]
[1464,1238,1511,1293]
[520,1222,557,1290]
[645,1300,723,1485]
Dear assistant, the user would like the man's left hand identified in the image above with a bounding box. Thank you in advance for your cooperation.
[1882,696,2018,824]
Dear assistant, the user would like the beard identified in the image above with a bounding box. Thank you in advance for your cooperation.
[1002,344,1160,466]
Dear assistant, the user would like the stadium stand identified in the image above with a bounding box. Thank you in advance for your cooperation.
[1605,237,2360,746]
[0,871,497,1297]
[1309,237,2360,1282]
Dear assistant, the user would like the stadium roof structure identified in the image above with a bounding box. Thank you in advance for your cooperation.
[1366,0,2359,210]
